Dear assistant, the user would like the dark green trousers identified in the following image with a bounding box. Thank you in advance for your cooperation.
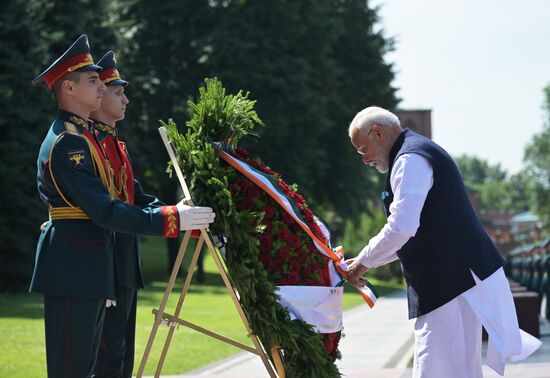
[44,295,106,378]
[94,287,137,378]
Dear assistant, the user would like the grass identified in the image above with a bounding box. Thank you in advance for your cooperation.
[0,236,403,377]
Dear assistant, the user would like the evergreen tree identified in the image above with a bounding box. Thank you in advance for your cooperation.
[320,0,399,220]
[0,0,51,291]
[0,0,118,291]
[119,0,215,273]
[207,0,398,224]
[524,84,550,229]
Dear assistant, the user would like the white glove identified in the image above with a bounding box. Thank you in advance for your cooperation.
[106,300,117,308]
[177,201,216,231]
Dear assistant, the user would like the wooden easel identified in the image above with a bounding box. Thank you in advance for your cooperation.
[136,128,285,378]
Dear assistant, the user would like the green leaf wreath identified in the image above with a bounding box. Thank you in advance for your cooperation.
[164,78,341,377]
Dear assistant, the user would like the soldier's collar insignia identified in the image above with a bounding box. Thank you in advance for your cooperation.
[69,115,89,131]
[93,120,117,137]
[68,150,86,169]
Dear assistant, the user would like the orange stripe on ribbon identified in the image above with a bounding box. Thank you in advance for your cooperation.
[219,149,376,307]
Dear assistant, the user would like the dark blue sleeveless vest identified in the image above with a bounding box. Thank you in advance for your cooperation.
[384,129,505,319]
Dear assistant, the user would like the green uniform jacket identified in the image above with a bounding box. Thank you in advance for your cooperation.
[30,110,179,299]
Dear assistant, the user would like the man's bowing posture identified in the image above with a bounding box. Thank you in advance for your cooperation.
[346,106,541,378]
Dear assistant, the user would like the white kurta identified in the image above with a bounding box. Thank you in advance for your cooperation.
[357,153,541,376]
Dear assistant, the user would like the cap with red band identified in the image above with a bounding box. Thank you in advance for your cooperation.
[97,51,128,87]
[32,34,102,89]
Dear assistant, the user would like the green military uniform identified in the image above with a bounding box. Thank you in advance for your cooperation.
[540,238,550,320]
[509,253,520,282]
[30,35,180,378]
[532,252,543,292]
[91,51,164,378]
[520,253,531,287]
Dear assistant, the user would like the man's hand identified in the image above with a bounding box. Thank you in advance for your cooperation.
[345,257,369,287]
[177,201,216,231]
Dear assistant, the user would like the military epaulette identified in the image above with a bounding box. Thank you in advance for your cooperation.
[64,122,80,135]
[118,141,126,151]
[94,121,117,137]
[69,115,89,131]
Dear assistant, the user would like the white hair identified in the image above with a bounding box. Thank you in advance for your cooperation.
[348,106,401,137]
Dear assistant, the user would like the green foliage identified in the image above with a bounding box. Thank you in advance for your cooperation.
[0,0,121,291]
[455,155,507,186]
[204,0,396,220]
[1,0,397,291]
[164,78,340,377]
[186,78,264,148]
[0,238,401,377]
[0,0,48,290]
[524,84,550,228]
[455,154,533,213]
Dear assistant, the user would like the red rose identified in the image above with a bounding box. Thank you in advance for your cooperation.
[271,258,284,271]
[263,206,276,220]
[263,166,276,175]
[280,211,296,227]
[229,183,240,197]
[276,227,289,241]
[278,278,290,285]
[302,208,314,223]
[259,253,271,267]
[293,193,305,206]
[319,266,331,285]
[278,248,290,260]
[235,147,250,159]
[262,221,272,233]
[259,233,273,254]
[287,271,300,284]
[248,159,263,171]
[286,234,301,250]
[297,251,309,263]
[236,197,254,211]
[303,265,314,278]
[324,337,334,353]
[290,259,301,272]
[249,187,262,199]
[277,181,293,196]
[303,278,319,285]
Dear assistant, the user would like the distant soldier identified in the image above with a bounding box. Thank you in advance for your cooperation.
[541,240,550,320]
[532,248,543,293]
[520,251,531,287]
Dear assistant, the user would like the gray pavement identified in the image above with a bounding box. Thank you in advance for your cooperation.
[154,289,550,378]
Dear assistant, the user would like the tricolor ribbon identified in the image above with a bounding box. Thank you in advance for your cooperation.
[218,148,378,307]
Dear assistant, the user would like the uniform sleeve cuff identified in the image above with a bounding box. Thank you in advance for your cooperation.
[161,206,179,238]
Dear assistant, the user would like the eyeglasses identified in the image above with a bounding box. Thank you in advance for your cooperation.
[355,127,373,156]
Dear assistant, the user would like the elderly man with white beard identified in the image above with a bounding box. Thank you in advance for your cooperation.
[345,106,541,377]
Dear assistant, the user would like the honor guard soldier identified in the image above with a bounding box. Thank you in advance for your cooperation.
[540,238,550,320]
[30,35,215,378]
[89,51,154,377]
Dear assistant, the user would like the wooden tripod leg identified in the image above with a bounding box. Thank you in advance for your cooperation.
[154,236,205,377]
[136,230,193,378]
[271,346,286,378]
[200,230,280,378]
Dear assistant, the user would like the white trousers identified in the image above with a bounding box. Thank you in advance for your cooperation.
[412,268,541,378]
